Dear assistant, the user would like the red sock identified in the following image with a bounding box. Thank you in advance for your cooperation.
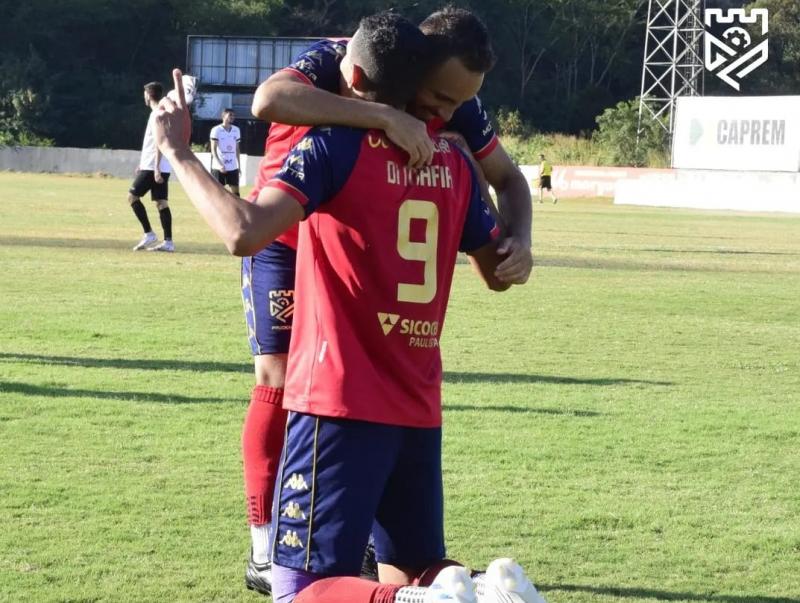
[294,577,401,603]
[242,385,288,525]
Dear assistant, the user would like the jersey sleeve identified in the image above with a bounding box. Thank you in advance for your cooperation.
[280,40,347,93]
[456,149,501,253]
[265,127,363,217]
[446,96,499,161]
[209,125,219,140]
[234,126,241,141]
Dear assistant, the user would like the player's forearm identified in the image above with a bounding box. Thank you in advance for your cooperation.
[253,79,393,130]
[210,141,221,165]
[496,170,533,245]
[164,149,276,254]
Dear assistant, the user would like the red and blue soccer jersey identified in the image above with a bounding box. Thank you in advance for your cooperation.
[265,127,499,428]
[248,40,348,249]
[249,39,500,249]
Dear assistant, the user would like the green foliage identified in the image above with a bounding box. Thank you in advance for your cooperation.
[593,97,668,167]
[3,173,800,601]
[0,89,54,147]
[494,107,528,139]
[745,0,800,93]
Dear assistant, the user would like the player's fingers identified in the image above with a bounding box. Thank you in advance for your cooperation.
[410,145,426,170]
[420,139,435,166]
[406,145,421,168]
[495,262,530,284]
[172,68,186,109]
[496,237,514,255]
[496,249,531,276]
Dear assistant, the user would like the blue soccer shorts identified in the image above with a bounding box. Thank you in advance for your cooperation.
[241,241,296,356]
[270,412,445,577]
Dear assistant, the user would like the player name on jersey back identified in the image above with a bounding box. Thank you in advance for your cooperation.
[385,137,455,189]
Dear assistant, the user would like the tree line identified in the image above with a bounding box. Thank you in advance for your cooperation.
[0,0,797,150]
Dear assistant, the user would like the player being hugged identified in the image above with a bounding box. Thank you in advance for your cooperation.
[154,12,545,603]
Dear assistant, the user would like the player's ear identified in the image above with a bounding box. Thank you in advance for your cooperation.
[350,64,367,93]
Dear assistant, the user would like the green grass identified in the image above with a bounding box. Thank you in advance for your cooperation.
[2,172,800,602]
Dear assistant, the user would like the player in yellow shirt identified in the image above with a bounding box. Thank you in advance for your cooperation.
[538,153,557,204]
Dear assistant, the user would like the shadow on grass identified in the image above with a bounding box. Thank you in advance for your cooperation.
[545,583,800,603]
[0,352,250,374]
[444,404,602,417]
[444,371,672,387]
[0,235,227,256]
[1,354,671,391]
[537,255,800,274]
[0,381,236,404]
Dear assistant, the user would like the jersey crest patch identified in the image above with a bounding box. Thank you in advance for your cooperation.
[269,289,294,324]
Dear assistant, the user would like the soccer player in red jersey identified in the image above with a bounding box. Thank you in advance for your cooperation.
[153,14,545,603]
[240,10,532,589]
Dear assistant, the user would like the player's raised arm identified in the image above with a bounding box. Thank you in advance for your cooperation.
[155,69,303,255]
[252,46,435,169]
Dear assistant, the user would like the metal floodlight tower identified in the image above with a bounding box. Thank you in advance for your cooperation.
[638,0,705,138]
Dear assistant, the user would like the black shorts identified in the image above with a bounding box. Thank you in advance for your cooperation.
[213,169,240,187]
[129,170,170,200]
[540,175,552,190]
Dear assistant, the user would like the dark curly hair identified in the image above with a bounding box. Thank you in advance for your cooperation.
[350,11,434,107]
[420,5,496,73]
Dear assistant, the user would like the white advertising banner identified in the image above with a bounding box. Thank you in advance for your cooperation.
[615,169,800,214]
[672,96,800,172]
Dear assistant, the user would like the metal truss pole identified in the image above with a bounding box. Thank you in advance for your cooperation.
[638,0,705,138]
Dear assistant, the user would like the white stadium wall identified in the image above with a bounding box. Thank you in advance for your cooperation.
[613,95,800,214]
[0,146,262,186]
[672,96,800,172]
[615,169,800,214]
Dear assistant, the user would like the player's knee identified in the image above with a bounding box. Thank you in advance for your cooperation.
[155,199,169,211]
[128,193,140,205]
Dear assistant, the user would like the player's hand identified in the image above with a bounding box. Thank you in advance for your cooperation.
[154,171,164,184]
[220,166,227,174]
[154,68,192,157]
[438,131,468,152]
[494,236,533,284]
[382,107,435,169]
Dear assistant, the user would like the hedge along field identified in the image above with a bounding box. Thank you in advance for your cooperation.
[1,172,799,602]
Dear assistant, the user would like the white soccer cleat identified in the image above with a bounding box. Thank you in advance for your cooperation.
[425,566,478,603]
[147,240,174,253]
[480,558,547,603]
[133,231,157,251]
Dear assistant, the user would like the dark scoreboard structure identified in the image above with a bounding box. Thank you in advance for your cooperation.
[185,36,323,155]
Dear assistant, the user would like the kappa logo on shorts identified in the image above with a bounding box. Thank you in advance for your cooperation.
[269,289,294,324]
[377,312,400,335]
[279,530,304,549]
[285,473,309,491]
[281,502,307,520]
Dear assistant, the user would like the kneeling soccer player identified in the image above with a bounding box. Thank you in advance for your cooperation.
[153,15,545,603]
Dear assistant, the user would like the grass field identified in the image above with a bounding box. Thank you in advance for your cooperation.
[1,171,799,603]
